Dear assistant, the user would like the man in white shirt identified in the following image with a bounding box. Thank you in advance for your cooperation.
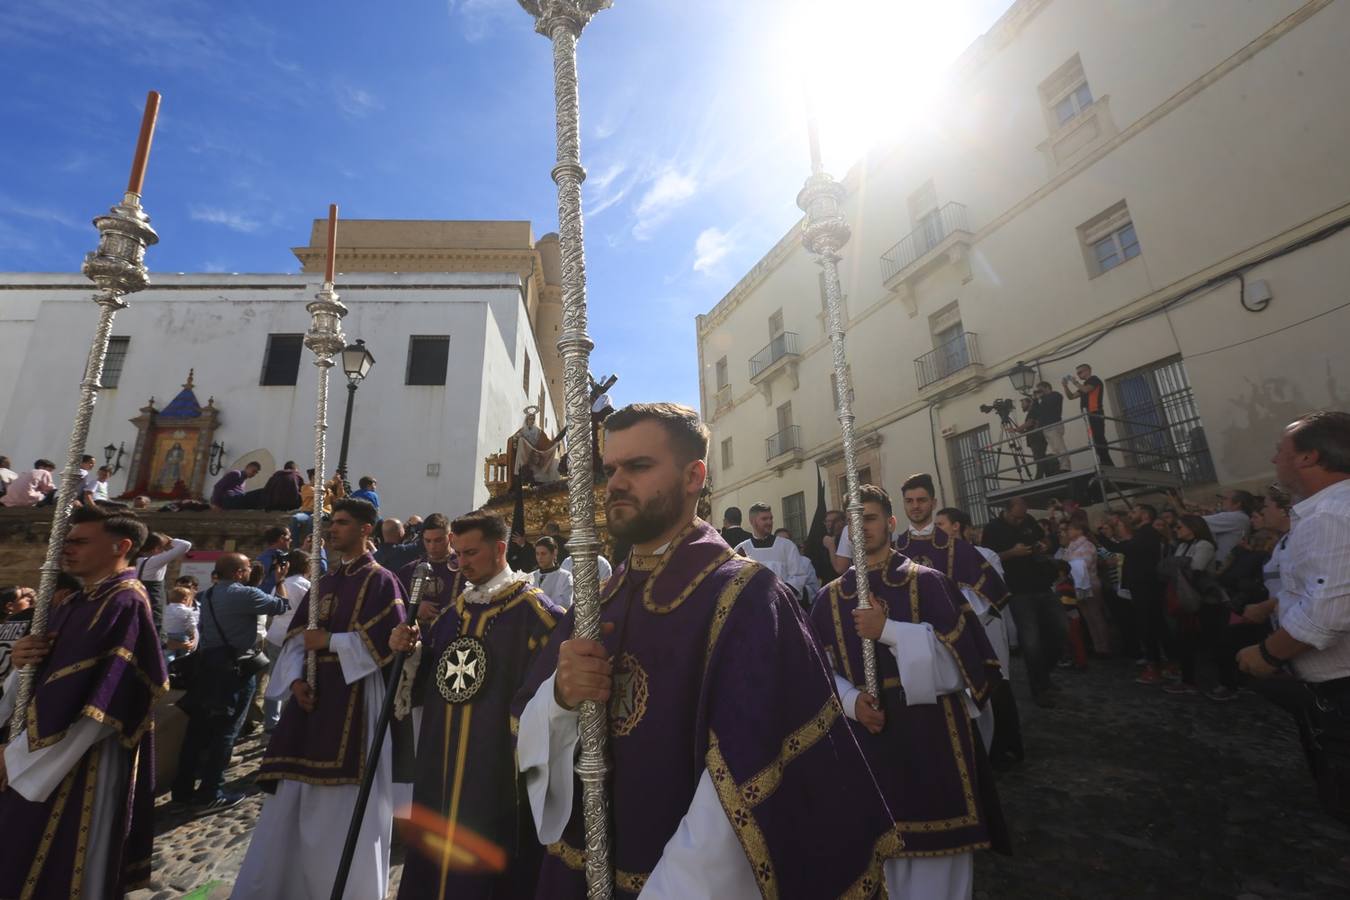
[0,455,17,495]
[1173,487,1255,564]
[733,501,813,598]
[531,535,574,609]
[1237,411,1350,825]
[76,454,100,509]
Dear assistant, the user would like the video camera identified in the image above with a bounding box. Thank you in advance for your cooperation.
[979,398,1017,418]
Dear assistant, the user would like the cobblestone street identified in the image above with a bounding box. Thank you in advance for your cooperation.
[133,659,1350,899]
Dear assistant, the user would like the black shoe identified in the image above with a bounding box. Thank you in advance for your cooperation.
[195,792,245,813]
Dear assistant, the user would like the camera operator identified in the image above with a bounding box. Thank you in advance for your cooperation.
[172,552,290,811]
[1063,363,1115,466]
[1018,396,1054,478]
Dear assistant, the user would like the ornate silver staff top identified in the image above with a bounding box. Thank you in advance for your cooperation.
[518,2,613,897]
[304,204,347,691]
[797,114,881,702]
[9,92,162,741]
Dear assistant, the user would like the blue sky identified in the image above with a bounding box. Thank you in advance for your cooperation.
[0,0,1011,409]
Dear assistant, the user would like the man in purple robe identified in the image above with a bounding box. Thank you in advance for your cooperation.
[390,510,563,899]
[811,485,1006,900]
[893,473,1022,765]
[0,507,168,898]
[398,513,467,627]
[234,497,408,900]
[515,403,902,899]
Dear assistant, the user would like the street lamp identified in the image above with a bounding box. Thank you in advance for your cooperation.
[335,338,375,486]
[103,441,126,475]
[1009,361,1037,395]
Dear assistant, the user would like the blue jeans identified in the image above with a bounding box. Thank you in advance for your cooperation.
[261,641,285,730]
[172,649,255,802]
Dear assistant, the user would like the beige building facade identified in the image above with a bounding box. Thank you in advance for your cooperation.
[697,0,1350,532]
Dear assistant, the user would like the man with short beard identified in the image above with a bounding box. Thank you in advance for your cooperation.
[514,403,900,898]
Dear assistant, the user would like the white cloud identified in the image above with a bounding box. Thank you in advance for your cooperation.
[336,85,382,119]
[692,227,734,275]
[632,169,697,240]
[448,0,514,42]
[189,206,262,233]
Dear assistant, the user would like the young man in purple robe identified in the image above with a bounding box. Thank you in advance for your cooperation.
[892,473,1022,765]
[389,509,564,899]
[811,485,1007,900]
[398,513,467,626]
[0,507,168,898]
[515,403,902,899]
[234,497,408,900]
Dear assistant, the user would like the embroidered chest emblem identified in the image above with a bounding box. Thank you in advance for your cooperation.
[608,652,649,737]
[914,555,935,568]
[423,574,445,599]
[315,593,338,627]
[436,635,488,703]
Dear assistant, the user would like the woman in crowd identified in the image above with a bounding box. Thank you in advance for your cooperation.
[1164,515,1219,695]
[136,531,192,632]
[1062,519,1112,657]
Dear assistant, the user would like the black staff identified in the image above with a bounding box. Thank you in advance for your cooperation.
[329,561,430,900]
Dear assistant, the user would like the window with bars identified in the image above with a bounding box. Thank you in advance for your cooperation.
[260,334,304,386]
[1109,357,1217,485]
[782,491,806,543]
[947,425,994,525]
[406,335,451,386]
[721,437,734,471]
[102,336,130,388]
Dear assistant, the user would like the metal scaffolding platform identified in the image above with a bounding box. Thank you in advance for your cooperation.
[979,411,1188,510]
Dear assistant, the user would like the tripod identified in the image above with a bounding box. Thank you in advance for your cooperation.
[993,411,1034,482]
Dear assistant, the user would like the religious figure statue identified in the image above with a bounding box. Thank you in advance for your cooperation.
[157,442,186,489]
[509,406,561,486]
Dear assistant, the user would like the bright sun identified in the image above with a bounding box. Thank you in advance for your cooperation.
[776,0,984,171]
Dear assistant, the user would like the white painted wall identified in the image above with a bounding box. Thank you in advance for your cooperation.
[0,272,555,520]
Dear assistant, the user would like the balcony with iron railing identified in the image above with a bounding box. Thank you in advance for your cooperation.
[914,331,983,391]
[749,331,801,382]
[881,202,973,290]
[765,424,803,466]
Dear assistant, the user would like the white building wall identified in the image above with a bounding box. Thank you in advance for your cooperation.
[0,272,554,520]
[699,0,1350,529]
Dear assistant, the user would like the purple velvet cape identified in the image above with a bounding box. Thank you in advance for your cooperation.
[512,520,902,900]
[809,552,1001,856]
[398,579,563,900]
[894,529,1010,610]
[0,568,168,897]
[256,552,406,787]
[398,554,467,615]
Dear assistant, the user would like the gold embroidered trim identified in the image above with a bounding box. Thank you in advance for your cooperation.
[839,827,906,899]
[706,738,778,898]
[737,696,842,809]
[827,581,856,684]
[545,840,649,893]
[70,737,101,896]
[259,663,361,769]
[891,693,980,833]
[22,747,80,899]
[643,540,732,615]
[701,560,760,680]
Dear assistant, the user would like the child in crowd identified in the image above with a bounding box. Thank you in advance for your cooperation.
[1063,520,1112,657]
[1054,560,1089,669]
[163,584,199,663]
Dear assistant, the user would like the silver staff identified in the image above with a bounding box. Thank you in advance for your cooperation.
[10,92,163,741]
[304,204,347,691]
[517,1,613,896]
[797,114,880,700]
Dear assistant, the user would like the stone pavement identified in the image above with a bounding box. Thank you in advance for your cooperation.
[131,660,1349,899]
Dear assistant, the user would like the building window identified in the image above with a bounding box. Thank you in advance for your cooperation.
[948,426,993,526]
[1109,357,1216,485]
[102,336,130,388]
[776,401,793,433]
[782,491,806,543]
[1040,55,1094,130]
[768,309,784,338]
[260,334,304,386]
[406,335,451,386]
[836,466,873,507]
[715,356,729,390]
[721,437,734,471]
[523,354,531,395]
[1079,201,1141,277]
